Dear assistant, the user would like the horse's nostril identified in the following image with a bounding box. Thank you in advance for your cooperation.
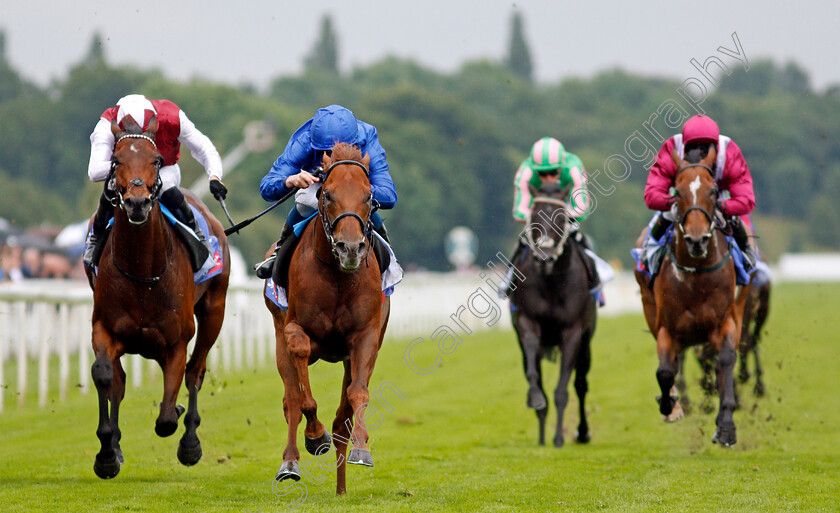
[335,242,347,252]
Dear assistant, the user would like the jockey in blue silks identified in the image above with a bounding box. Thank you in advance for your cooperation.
[255,105,397,277]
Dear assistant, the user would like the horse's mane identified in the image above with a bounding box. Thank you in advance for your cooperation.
[537,182,563,195]
[329,142,364,163]
[684,142,713,164]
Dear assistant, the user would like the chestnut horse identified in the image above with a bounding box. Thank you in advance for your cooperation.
[634,146,749,447]
[265,143,390,495]
[85,117,230,478]
[510,181,597,447]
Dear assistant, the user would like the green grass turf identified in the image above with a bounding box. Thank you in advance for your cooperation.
[0,282,838,512]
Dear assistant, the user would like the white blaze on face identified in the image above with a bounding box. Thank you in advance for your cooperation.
[689,175,701,205]
[130,142,139,153]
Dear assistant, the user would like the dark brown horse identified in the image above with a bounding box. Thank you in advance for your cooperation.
[738,278,770,396]
[634,146,749,446]
[85,117,230,478]
[265,143,390,495]
[510,182,597,447]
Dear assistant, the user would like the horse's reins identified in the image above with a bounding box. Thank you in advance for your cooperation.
[525,196,572,259]
[316,159,377,264]
[109,133,171,283]
[669,162,730,274]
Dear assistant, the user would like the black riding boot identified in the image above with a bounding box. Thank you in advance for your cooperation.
[732,217,757,272]
[160,188,209,272]
[374,222,391,244]
[502,239,528,296]
[650,213,673,240]
[83,184,116,268]
[573,230,601,292]
[254,222,294,279]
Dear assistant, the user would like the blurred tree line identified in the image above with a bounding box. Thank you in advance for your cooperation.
[1,18,838,271]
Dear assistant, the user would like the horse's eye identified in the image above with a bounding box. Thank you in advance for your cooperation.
[323,190,331,202]
[366,194,372,203]
[154,156,163,169]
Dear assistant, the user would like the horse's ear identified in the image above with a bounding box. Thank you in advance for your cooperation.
[670,149,683,168]
[528,183,539,197]
[321,151,331,168]
[110,119,123,139]
[559,182,574,200]
[703,143,717,168]
[144,115,158,139]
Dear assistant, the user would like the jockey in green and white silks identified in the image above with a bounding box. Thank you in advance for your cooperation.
[505,137,613,304]
[513,137,590,223]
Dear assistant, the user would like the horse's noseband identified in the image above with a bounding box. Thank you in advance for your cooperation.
[318,159,377,260]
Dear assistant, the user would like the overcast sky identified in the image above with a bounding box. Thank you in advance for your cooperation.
[2,0,838,91]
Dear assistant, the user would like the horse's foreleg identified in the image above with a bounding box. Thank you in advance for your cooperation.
[156,343,187,438]
[513,314,547,412]
[344,330,380,468]
[284,322,326,444]
[655,328,682,421]
[271,315,304,483]
[712,319,739,447]
[574,335,592,444]
[91,322,122,479]
[332,361,354,495]
[109,357,126,465]
[553,327,581,448]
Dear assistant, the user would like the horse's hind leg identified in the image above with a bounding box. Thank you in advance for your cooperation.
[574,335,592,444]
[712,320,739,447]
[178,298,225,466]
[332,361,354,495]
[553,328,581,448]
[156,344,187,438]
[91,323,124,479]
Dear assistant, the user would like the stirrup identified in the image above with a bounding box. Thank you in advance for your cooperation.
[254,255,276,279]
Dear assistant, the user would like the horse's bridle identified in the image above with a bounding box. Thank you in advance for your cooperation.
[669,162,730,273]
[674,163,720,239]
[525,196,572,260]
[110,134,163,210]
[317,159,378,261]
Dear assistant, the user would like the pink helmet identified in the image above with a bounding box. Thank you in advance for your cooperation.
[115,94,156,132]
[682,115,719,144]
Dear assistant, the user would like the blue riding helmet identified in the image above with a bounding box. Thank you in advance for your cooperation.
[310,105,359,150]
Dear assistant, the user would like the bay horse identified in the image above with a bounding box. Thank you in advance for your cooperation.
[509,181,597,447]
[85,116,230,478]
[265,143,390,495]
[634,145,749,446]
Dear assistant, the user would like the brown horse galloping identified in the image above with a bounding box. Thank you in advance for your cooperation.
[85,117,230,478]
[634,145,749,447]
[265,143,390,495]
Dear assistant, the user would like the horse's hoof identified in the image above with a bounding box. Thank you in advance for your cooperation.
[575,430,591,444]
[113,446,124,464]
[93,453,121,479]
[527,389,547,410]
[155,419,179,438]
[305,430,332,456]
[347,448,374,467]
[275,460,301,482]
[663,401,684,423]
[155,405,186,437]
[177,440,203,466]
[553,435,565,448]
[712,422,737,447]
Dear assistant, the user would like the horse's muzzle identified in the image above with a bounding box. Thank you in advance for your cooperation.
[334,239,367,272]
[684,234,711,259]
[124,196,153,225]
